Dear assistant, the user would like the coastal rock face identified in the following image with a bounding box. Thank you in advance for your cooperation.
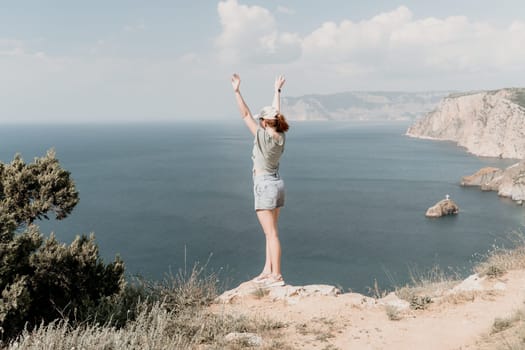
[425,199,459,218]
[497,162,525,201]
[406,88,525,159]
[460,167,503,190]
[461,161,525,202]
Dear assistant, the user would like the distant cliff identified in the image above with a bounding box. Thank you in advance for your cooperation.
[281,91,449,121]
[406,88,525,159]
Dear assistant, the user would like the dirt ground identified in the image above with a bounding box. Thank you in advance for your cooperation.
[211,270,525,349]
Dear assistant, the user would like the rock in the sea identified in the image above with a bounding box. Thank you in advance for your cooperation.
[462,161,525,203]
[425,199,459,218]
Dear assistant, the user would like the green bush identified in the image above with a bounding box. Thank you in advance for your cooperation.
[0,150,124,340]
[510,88,525,108]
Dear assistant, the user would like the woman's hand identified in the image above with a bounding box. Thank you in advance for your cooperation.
[274,75,285,92]
[231,73,241,93]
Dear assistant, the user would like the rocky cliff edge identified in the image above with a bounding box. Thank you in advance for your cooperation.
[406,88,525,159]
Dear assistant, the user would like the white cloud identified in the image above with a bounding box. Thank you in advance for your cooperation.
[215,0,301,63]
[2,4,525,122]
[215,2,525,85]
[301,6,525,76]
[0,39,29,56]
[303,6,412,59]
[276,5,294,15]
[0,38,66,73]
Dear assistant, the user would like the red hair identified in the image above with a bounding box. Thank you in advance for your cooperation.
[265,114,289,133]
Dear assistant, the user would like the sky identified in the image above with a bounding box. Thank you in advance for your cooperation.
[1,0,524,122]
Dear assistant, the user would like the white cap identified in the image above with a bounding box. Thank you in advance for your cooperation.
[256,106,279,120]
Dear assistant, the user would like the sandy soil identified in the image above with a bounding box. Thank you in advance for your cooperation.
[211,270,525,349]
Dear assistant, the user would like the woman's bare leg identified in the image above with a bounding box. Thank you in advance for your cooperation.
[256,208,282,276]
[260,208,281,275]
[261,239,272,275]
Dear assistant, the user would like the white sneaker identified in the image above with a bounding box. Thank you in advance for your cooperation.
[262,275,285,287]
[252,273,271,284]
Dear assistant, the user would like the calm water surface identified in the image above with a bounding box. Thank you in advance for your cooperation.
[1,121,523,293]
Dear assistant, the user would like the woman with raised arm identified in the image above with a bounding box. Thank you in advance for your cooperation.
[231,73,290,287]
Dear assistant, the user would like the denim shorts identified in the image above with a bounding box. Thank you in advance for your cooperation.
[253,173,285,210]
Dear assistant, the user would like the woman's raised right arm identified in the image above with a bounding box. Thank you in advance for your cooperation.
[232,73,257,136]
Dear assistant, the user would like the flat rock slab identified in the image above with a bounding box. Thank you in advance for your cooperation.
[217,281,342,304]
[379,292,411,310]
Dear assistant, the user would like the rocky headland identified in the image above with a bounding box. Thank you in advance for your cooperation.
[407,88,525,203]
[461,162,525,204]
[406,88,525,159]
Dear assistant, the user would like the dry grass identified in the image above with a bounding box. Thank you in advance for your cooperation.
[295,317,338,344]
[393,232,525,309]
[491,311,523,335]
[385,305,402,321]
[8,305,286,350]
[390,232,525,348]
[395,265,459,305]
[440,290,478,304]
[474,232,525,278]
[368,279,390,299]
[475,307,525,350]
[321,345,341,350]
[251,287,270,300]
[5,265,288,350]
[510,88,525,109]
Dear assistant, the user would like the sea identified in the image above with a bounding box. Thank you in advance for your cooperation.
[1,121,523,294]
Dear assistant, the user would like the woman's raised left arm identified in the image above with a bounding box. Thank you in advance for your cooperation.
[272,75,286,113]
